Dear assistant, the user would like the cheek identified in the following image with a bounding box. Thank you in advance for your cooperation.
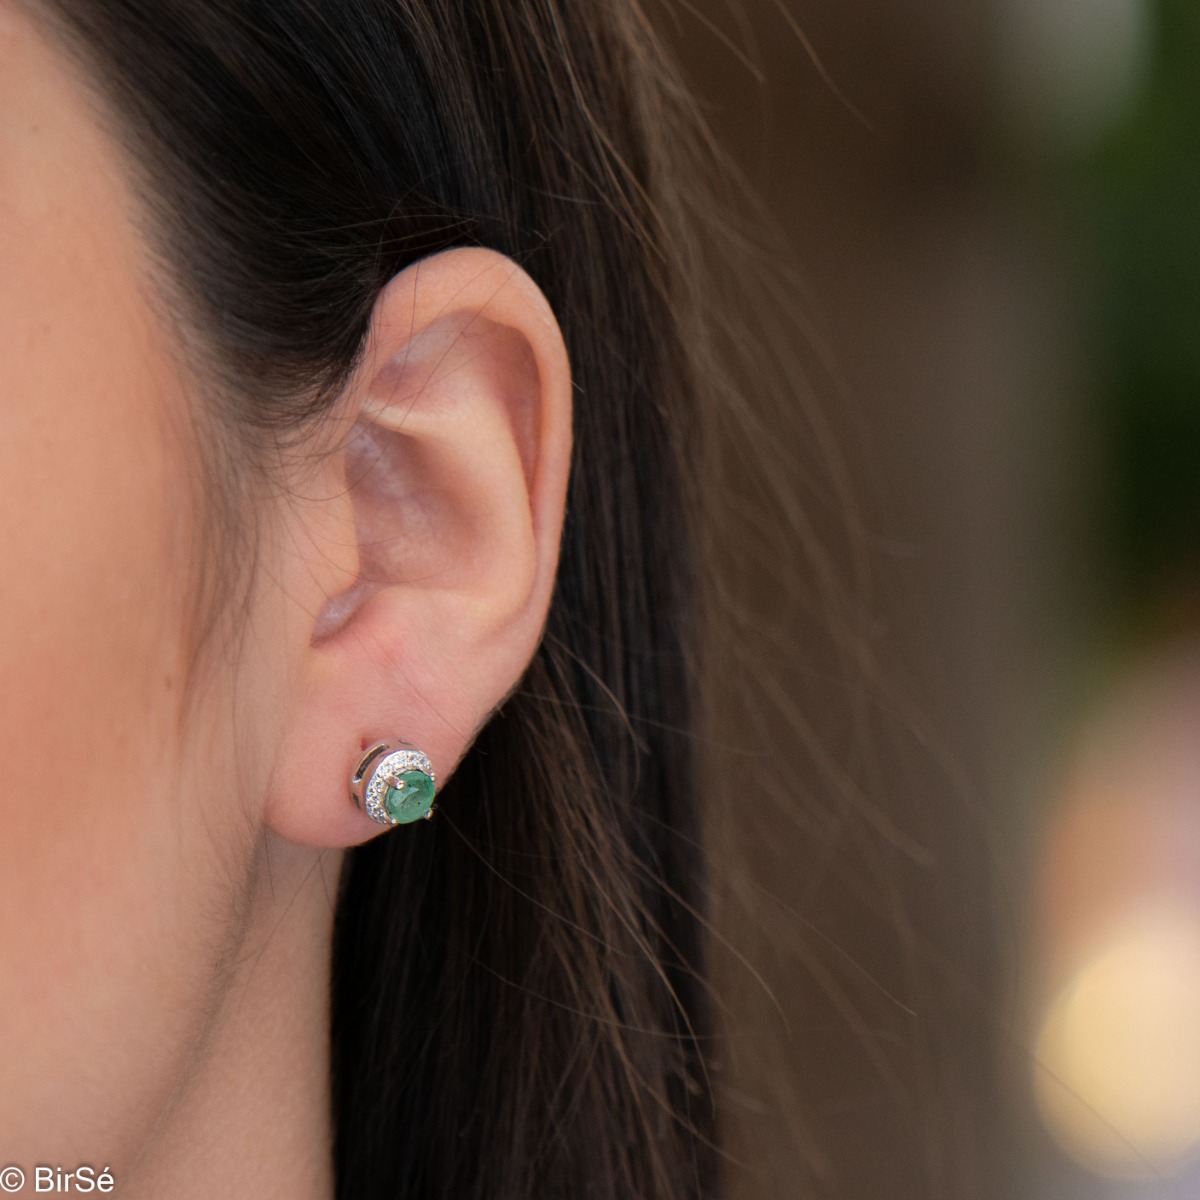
[0,30,253,1160]
[0,352,204,1157]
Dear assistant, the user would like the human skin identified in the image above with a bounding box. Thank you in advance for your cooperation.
[0,5,572,1196]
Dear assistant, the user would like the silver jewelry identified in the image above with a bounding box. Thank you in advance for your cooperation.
[350,739,438,826]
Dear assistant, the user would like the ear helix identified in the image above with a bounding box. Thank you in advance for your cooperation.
[349,739,438,826]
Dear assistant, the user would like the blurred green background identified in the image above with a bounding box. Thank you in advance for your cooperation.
[662,1,1200,1197]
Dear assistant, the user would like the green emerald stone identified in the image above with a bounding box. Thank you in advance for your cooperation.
[384,769,436,824]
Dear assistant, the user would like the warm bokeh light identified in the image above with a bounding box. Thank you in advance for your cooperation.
[1034,905,1200,1178]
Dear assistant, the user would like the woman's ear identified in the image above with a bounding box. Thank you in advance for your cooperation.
[262,247,572,847]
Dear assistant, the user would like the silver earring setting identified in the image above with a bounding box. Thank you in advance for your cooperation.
[350,739,438,826]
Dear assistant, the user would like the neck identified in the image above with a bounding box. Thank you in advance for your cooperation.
[122,835,344,1200]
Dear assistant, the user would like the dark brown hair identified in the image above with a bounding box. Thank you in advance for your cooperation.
[24,1,1004,1197]
[27,2,722,1197]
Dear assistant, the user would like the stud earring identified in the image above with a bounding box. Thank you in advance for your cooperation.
[350,739,438,826]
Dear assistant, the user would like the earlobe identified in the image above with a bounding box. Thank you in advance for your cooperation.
[262,248,572,848]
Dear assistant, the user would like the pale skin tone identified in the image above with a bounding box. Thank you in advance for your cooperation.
[0,6,572,1197]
